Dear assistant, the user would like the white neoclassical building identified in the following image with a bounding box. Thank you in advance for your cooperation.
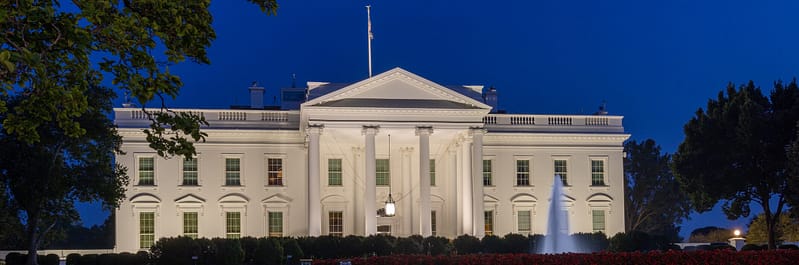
[114,68,629,253]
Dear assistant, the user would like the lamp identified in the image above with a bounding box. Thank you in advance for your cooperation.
[384,134,396,217]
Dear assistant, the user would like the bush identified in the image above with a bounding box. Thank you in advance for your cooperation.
[150,237,202,265]
[80,254,99,265]
[608,231,669,252]
[394,236,423,254]
[779,244,799,250]
[40,254,60,265]
[504,234,530,253]
[453,235,481,254]
[5,253,24,265]
[212,238,244,265]
[295,237,316,258]
[280,238,304,261]
[423,236,452,255]
[240,237,259,264]
[481,235,505,253]
[741,244,762,251]
[312,236,341,258]
[115,252,139,265]
[572,232,609,253]
[337,235,363,258]
[362,235,394,256]
[66,253,81,265]
[253,237,283,265]
[97,253,117,265]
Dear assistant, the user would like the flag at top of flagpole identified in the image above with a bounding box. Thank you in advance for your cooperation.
[366,5,373,77]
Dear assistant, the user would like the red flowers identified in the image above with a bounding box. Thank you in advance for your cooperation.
[313,250,799,265]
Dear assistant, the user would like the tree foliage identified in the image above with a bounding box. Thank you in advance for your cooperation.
[0,0,277,158]
[624,139,690,242]
[687,226,731,243]
[672,80,799,249]
[746,213,799,244]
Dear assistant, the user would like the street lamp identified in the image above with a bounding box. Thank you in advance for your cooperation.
[734,229,741,237]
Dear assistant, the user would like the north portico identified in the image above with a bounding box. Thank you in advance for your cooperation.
[114,67,629,253]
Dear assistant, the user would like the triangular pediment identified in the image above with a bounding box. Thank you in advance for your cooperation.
[303,67,491,110]
[175,194,206,204]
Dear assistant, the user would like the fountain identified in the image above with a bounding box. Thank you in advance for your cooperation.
[540,175,578,253]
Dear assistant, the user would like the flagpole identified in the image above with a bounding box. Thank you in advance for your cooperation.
[366,5,373,78]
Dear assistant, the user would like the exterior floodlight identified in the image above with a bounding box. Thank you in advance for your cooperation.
[734,229,741,237]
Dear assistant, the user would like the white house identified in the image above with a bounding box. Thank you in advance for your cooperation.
[113,67,629,253]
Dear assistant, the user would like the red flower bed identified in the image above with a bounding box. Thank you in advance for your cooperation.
[312,250,799,265]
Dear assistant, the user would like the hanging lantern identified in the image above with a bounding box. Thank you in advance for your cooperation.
[384,193,396,217]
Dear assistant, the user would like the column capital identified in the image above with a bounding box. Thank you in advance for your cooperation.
[307,124,324,135]
[415,126,434,136]
[468,127,487,135]
[362,125,380,135]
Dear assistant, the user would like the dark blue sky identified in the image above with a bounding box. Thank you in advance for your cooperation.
[83,0,799,240]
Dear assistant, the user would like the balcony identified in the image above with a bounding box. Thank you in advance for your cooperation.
[483,114,624,133]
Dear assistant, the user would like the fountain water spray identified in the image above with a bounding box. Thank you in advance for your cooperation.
[540,175,578,253]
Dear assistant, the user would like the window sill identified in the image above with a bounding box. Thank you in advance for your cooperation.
[133,185,157,191]
[222,185,245,191]
[178,185,201,191]
[264,185,287,192]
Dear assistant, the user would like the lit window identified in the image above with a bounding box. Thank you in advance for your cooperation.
[225,158,241,186]
[516,160,530,186]
[183,212,198,239]
[138,157,154,185]
[376,159,390,186]
[328,159,342,186]
[483,160,492,186]
[430,159,436,186]
[377,225,391,235]
[267,158,283,186]
[591,160,606,186]
[182,157,198,186]
[226,212,241,239]
[592,210,606,233]
[268,212,283,237]
[431,211,437,236]
[484,211,494,236]
[139,212,155,249]
[517,210,531,234]
[329,211,343,237]
[554,159,568,185]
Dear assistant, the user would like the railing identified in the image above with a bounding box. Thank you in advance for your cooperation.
[483,114,623,132]
[115,108,300,129]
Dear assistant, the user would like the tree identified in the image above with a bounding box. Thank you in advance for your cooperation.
[1,0,277,158]
[0,85,126,265]
[687,226,731,243]
[672,80,799,249]
[747,213,799,244]
[624,139,690,242]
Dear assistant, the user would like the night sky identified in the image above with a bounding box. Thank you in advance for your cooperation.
[80,0,799,240]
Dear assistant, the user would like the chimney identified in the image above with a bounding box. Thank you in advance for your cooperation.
[248,81,265,109]
[484,86,498,113]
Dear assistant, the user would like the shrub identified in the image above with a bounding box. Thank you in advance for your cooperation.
[240,237,259,264]
[194,238,216,265]
[213,238,244,265]
[779,244,799,250]
[5,253,24,265]
[253,237,283,265]
[741,244,762,251]
[66,253,81,265]
[423,236,452,255]
[394,236,423,254]
[362,235,394,256]
[608,231,668,252]
[312,236,341,258]
[481,235,505,253]
[115,252,139,265]
[150,237,202,265]
[337,235,363,258]
[295,237,316,258]
[97,253,117,265]
[280,238,304,260]
[572,232,609,252]
[504,234,530,253]
[41,254,60,265]
[453,235,481,254]
[80,254,99,265]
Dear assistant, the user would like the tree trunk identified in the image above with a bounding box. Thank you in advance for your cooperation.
[25,210,39,265]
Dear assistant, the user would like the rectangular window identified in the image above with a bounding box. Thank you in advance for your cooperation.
[182,157,198,186]
[591,160,606,186]
[592,210,606,233]
[377,225,391,235]
[430,159,436,186]
[268,212,283,237]
[517,210,531,234]
[267,158,283,186]
[329,211,343,237]
[139,212,155,249]
[431,211,437,236]
[328,159,342,186]
[225,158,241,186]
[226,212,241,239]
[483,160,493,186]
[376,159,390,186]
[554,159,568,185]
[516,160,530,186]
[138,157,154,185]
[484,211,494,236]
[183,212,198,239]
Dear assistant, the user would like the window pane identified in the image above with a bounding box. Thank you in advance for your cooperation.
[226,212,241,239]
[431,211,437,236]
[183,212,198,239]
[516,160,530,186]
[484,211,494,236]
[267,158,283,186]
[518,210,531,234]
[225,158,241,186]
[183,157,198,186]
[376,159,390,186]
[329,211,343,237]
[591,160,605,186]
[268,212,283,237]
[554,159,568,185]
[592,210,605,233]
[138,157,154,185]
[377,225,391,235]
[430,159,436,186]
[483,160,492,186]
[328,159,342,186]
[139,212,155,249]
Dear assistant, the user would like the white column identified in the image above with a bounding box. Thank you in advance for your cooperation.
[362,126,379,235]
[447,146,459,237]
[352,147,364,235]
[401,147,414,236]
[416,127,433,236]
[471,128,486,237]
[461,136,473,235]
[307,125,323,236]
